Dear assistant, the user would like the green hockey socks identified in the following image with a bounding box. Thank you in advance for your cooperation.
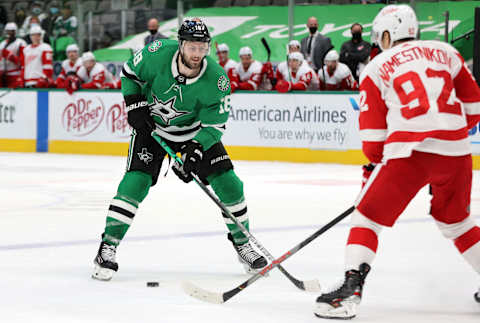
[208,170,250,245]
[103,171,152,246]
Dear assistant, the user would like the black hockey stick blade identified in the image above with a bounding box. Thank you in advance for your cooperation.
[261,37,271,62]
[183,206,355,304]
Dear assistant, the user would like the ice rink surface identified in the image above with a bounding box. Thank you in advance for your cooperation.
[0,152,479,323]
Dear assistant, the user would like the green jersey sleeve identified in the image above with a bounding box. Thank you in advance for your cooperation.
[193,66,231,150]
[121,45,158,97]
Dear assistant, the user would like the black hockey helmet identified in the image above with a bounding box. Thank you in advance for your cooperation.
[178,19,211,43]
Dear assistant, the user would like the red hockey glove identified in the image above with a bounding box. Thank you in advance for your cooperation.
[261,62,274,80]
[362,163,376,188]
[275,79,291,93]
[66,75,81,94]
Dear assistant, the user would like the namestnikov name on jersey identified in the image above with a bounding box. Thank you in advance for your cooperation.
[121,39,231,148]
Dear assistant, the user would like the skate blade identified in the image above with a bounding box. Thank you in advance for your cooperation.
[92,264,115,281]
[313,302,357,320]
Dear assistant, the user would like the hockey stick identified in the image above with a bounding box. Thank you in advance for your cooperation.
[151,133,321,292]
[261,37,271,62]
[183,206,355,303]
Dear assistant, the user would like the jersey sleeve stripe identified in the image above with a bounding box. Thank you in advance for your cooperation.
[121,63,145,84]
[247,80,258,90]
[464,102,480,116]
[385,127,468,144]
[359,129,388,142]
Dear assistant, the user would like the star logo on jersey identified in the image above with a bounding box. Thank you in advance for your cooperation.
[137,148,153,165]
[150,94,187,125]
[148,40,162,52]
[217,75,230,92]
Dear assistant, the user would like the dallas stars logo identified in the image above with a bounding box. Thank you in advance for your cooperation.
[150,94,187,125]
[137,148,153,165]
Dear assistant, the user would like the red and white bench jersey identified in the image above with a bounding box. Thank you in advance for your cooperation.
[0,38,27,76]
[318,62,357,91]
[23,43,53,86]
[77,63,116,89]
[359,40,480,164]
[276,60,318,90]
[220,59,238,77]
[235,60,263,90]
[56,58,83,87]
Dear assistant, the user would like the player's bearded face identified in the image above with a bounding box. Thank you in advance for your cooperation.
[217,51,228,63]
[182,41,209,68]
[288,59,301,72]
[326,61,337,73]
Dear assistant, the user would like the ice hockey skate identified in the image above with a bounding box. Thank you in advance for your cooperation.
[92,241,119,281]
[314,263,370,320]
[228,233,268,274]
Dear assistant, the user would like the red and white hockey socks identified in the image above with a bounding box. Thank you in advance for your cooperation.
[345,210,383,271]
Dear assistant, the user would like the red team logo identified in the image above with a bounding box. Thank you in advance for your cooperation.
[62,97,105,136]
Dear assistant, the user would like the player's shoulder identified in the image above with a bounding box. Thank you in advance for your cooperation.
[142,39,177,58]
[225,59,238,69]
[336,62,351,76]
[205,57,231,95]
[92,62,106,73]
[40,42,53,51]
[61,59,70,68]
[16,38,27,46]
[251,60,263,71]
[298,62,314,75]
[277,61,287,72]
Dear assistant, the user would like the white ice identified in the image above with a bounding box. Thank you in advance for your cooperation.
[0,152,479,323]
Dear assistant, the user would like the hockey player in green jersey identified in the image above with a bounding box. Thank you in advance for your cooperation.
[92,19,268,281]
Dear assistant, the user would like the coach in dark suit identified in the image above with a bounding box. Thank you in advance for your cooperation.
[144,18,167,45]
[301,16,333,73]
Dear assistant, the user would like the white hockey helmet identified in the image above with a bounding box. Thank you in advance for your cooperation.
[239,46,252,57]
[324,49,339,63]
[288,39,301,49]
[29,24,43,35]
[217,43,229,53]
[5,22,18,32]
[371,5,418,51]
[288,51,304,62]
[81,51,96,62]
[66,44,79,53]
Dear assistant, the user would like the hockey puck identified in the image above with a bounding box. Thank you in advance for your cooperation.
[147,281,159,287]
[475,292,480,303]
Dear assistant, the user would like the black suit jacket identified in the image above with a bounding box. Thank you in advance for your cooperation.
[301,33,333,72]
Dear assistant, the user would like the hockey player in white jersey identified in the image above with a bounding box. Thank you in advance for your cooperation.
[318,49,357,91]
[55,43,82,89]
[314,5,480,319]
[22,25,53,88]
[73,52,118,91]
[275,52,317,92]
[216,43,238,78]
[233,46,264,91]
[0,23,26,88]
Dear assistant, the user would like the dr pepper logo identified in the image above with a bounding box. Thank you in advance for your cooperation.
[62,97,105,136]
[106,101,130,137]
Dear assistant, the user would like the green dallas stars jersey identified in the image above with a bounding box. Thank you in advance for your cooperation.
[121,39,231,150]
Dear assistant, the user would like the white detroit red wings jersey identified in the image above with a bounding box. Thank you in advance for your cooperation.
[235,60,263,90]
[219,59,238,78]
[359,40,480,164]
[276,60,318,90]
[60,58,83,76]
[318,62,357,91]
[23,43,53,86]
[77,63,116,89]
[0,38,27,76]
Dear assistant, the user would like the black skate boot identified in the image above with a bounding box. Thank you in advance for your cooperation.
[475,288,480,303]
[314,263,371,320]
[92,240,119,281]
[228,233,268,274]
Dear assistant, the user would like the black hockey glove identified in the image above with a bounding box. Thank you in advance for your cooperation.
[125,94,154,136]
[172,140,203,183]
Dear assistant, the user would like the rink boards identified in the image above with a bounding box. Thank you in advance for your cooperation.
[2,88,480,168]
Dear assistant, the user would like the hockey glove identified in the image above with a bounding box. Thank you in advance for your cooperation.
[125,94,154,136]
[172,140,203,183]
[362,163,376,188]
